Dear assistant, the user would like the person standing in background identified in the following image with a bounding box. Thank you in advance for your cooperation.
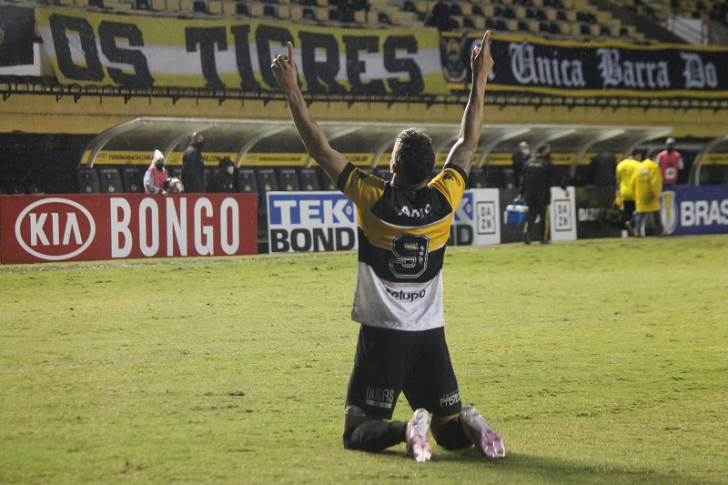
[209,157,236,193]
[143,149,168,195]
[615,149,643,236]
[182,132,206,193]
[654,137,683,187]
[512,141,530,189]
[518,143,568,245]
[632,154,664,237]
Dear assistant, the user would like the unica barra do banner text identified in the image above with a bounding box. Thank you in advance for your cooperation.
[35,8,447,95]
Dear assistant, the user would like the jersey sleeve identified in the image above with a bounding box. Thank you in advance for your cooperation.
[337,163,387,211]
[429,165,467,210]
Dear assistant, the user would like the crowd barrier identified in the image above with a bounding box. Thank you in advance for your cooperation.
[1,185,726,264]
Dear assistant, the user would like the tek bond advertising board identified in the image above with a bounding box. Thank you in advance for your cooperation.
[267,189,501,253]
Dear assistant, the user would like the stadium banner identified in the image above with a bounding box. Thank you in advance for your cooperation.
[661,185,728,236]
[549,187,577,242]
[575,186,622,239]
[34,8,446,94]
[267,191,358,253]
[450,188,501,246]
[442,32,728,98]
[0,5,35,68]
[0,194,258,264]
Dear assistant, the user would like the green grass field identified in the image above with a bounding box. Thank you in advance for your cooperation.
[1,236,727,484]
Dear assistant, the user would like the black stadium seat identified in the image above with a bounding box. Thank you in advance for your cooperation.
[277,168,301,191]
[299,168,321,191]
[122,167,144,193]
[99,168,124,194]
[79,168,101,194]
[469,166,486,189]
[256,168,279,201]
[237,168,259,194]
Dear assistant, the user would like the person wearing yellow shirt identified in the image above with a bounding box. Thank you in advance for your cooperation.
[631,155,664,237]
[615,149,643,236]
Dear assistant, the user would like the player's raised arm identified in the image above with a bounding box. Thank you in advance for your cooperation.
[444,31,494,176]
[271,42,348,183]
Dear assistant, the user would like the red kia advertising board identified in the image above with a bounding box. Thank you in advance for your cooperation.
[0,194,258,264]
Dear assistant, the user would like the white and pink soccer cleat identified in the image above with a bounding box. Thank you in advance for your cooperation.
[460,405,506,458]
[406,408,432,462]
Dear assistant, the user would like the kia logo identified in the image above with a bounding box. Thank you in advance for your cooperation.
[14,198,96,261]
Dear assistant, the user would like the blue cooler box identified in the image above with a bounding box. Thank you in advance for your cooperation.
[504,200,528,226]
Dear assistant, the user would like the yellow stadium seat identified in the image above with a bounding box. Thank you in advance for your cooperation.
[566,10,577,22]
[316,0,327,6]
[179,0,193,13]
[150,0,165,10]
[207,0,221,14]
[74,0,89,7]
[166,0,180,11]
[223,0,235,15]
[546,8,557,21]
[559,21,571,35]
[460,3,472,16]
[315,7,328,21]
[483,5,495,17]
[506,19,518,31]
[290,5,304,20]
[277,5,290,19]
[249,3,263,16]
[515,6,526,19]
[471,16,486,29]
[354,10,367,23]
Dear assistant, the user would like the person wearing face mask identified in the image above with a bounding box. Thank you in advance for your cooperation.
[512,141,530,189]
[209,157,236,193]
[182,132,207,193]
[654,137,683,187]
[143,149,169,195]
[518,143,569,245]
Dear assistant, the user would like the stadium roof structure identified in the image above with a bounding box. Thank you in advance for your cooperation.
[82,116,680,176]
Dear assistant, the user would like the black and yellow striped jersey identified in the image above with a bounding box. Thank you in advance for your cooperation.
[336,162,467,331]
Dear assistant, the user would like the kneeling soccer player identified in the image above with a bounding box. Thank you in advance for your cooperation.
[272,31,505,462]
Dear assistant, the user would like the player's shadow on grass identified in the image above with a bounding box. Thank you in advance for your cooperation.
[430,449,686,485]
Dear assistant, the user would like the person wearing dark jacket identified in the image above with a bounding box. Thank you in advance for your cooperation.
[209,157,236,193]
[512,141,530,189]
[182,132,206,193]
[517,143,568,244]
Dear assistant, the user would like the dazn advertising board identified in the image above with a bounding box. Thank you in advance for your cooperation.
[0,194,258,264]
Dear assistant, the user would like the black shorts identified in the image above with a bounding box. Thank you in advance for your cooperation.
[345,324,462,420]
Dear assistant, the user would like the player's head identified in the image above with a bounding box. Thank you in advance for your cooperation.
[391,129,435,185]
[190,132,205,150]
[631,148,644,161]
[536,143,551,156]
[518,141,530,155]
[666,137,676,152]
[151,149,165,169]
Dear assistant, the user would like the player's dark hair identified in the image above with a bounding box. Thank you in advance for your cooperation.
[536,143,550,155]
[392,129,435,185]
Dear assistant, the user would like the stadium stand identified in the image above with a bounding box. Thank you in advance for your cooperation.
[41,0,655,42]
[299,168,322,191]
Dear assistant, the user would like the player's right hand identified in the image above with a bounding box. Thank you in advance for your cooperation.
[271,42,298,93]
[471,31,494,83]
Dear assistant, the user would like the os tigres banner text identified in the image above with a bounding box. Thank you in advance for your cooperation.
[35,8,446,95]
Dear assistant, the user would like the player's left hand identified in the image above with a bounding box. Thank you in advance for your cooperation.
[271,42,298,93]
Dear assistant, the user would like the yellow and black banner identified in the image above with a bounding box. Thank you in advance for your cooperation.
[443,32,728,98]
[35,8,446,95]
